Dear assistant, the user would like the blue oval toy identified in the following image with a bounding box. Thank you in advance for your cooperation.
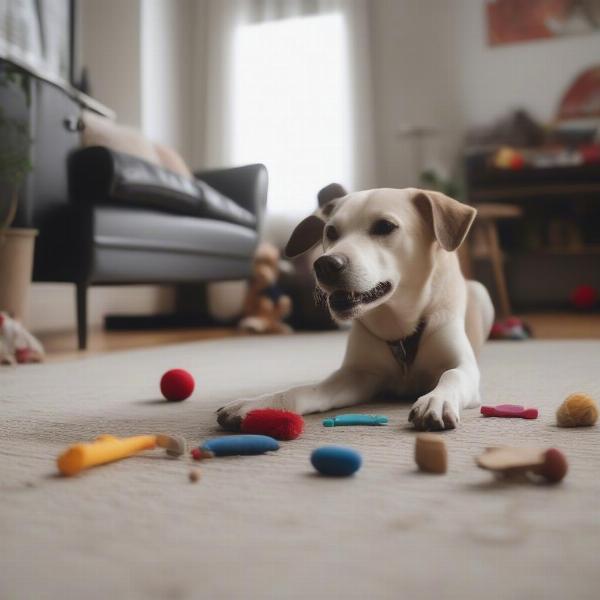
[311,445,362,476]
[192,435,279,459]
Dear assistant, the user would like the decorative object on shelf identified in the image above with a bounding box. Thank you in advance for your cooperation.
[486,0,600,46]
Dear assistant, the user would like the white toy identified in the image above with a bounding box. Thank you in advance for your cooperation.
[0,312,44,364]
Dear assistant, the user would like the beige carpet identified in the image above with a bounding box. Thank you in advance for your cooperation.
[1,333,600,599]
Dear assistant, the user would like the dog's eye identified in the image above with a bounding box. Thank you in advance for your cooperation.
[325,225,340,241]
[370,219,398,236]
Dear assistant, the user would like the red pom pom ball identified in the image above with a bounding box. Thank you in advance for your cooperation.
[570,285,598,310]
[160,369,195,402]
[241,409,304,440]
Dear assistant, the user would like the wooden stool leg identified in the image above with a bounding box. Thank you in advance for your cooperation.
[483,221,511,319]
[458,239,473,279]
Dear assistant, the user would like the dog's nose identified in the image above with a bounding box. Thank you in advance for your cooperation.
[314,254,348,284]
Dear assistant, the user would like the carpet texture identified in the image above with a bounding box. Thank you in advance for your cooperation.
[1,333,600,599]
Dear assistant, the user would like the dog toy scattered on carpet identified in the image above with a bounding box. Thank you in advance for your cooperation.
[489,316,530,341]
[476,447,568,483]
[415,434,447,474]
[191,434,279,459]
[160,368,195,401]
[311,446,362,476]
[241,409,304,440]
[57,433,186,476]
[556,393,598,427]
[322,414,388,427]
[481,404,538,419]
[0,312,45,365]
[188,469,201,483]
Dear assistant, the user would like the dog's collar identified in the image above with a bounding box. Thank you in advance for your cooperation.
[387,320,427,369]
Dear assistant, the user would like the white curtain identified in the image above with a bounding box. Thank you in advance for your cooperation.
[199,0,376,230]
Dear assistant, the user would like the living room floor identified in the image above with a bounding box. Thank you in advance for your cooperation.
[3,328,600,599]
[38,311,600,361]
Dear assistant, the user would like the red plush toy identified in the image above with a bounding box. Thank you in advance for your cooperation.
[241,409,304,440]
[570,285,598,310]
[160,369,195,401]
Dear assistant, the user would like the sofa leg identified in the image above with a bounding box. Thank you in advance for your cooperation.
[76,283,88,350]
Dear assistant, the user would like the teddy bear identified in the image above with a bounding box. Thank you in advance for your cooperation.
[238,242,292,334]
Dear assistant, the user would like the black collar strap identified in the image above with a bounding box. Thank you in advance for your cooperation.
[387,320,427,369]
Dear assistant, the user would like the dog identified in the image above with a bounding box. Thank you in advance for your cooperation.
[217,187,494,431]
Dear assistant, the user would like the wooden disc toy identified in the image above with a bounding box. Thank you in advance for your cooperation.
[476,446,568,483]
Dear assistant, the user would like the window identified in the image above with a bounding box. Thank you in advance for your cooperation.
[231,13,352,218]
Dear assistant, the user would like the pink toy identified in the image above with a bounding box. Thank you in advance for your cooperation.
[481,404,538,419]
[160,369,195,401]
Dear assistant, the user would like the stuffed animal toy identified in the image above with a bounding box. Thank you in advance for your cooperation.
[0,312,44,364]
[238,242,292,334]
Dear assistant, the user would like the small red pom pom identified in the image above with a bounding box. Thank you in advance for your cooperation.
[570,285,598,310]
[241,409,304,440]
[160,369,195,401]
[191,448,202,461]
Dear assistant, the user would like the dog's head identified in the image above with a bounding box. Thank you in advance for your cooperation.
[285,187,476,321]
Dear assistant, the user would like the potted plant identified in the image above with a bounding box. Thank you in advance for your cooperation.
[0,65,36,322]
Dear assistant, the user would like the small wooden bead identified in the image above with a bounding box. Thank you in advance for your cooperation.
[188,469,201,483]
[539,449,568,483]
[556,393,599,428]
[415,434,447,474]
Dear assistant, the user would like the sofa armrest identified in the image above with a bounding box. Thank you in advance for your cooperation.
[69,147,257,228]
[194,164,268,223]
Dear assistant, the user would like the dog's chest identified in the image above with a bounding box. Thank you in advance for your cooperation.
[382,321,439,394]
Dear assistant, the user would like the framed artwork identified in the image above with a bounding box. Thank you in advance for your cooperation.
[0,0,74,84]
[486,0,600,46]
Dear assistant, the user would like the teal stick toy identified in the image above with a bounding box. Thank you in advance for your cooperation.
[322,414,388,427]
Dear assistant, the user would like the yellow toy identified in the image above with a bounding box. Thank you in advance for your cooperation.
[556,393,599,427]
[57,433,186,476]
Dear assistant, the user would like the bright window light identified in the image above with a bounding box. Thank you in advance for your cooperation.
[231,13,352,218]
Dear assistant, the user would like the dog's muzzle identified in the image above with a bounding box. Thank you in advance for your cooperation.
[328,281,393,316]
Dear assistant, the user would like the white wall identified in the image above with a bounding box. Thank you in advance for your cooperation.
[141,0,194,163]
[369,0,600,188]
[78,0,143,127]
[451,0,600,127]
[369,0,459,188]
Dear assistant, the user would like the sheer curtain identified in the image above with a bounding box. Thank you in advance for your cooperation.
[200,0,375,229]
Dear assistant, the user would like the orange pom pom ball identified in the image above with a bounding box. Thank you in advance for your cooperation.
[556,393,598,427]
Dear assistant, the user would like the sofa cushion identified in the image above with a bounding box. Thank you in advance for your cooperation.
[92,206,258,259]
[70,147,257,229]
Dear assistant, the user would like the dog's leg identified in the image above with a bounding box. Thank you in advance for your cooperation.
[217,367,383,431]
[409,319,481,430]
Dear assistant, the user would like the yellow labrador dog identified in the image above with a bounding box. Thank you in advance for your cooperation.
[218,187,494,431]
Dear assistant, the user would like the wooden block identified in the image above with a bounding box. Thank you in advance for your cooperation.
[415,434,447,474]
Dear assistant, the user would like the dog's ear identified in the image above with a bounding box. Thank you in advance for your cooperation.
[318,183,348,208]
[318,183,348,218]
[284,214,325,258]
[413,190,476,252]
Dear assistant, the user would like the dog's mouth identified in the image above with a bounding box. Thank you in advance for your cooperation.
[328,281,392,318]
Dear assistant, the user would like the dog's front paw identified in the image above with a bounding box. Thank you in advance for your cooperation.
[409,395,459,431]
[216,399,254,431]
